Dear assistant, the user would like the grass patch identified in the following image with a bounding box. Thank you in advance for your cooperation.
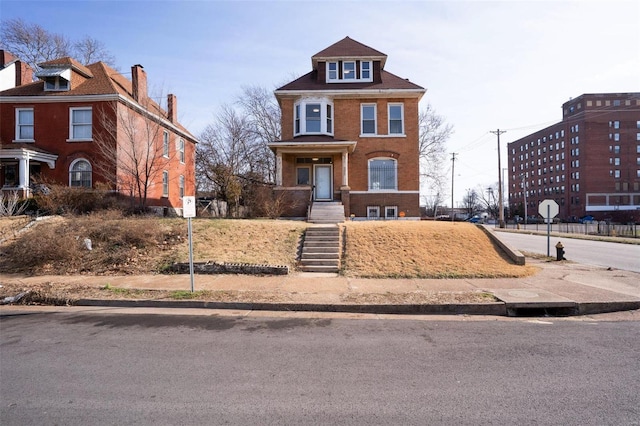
[341,221,536,278]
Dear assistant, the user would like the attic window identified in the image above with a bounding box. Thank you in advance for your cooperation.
[326,60,373,83]
[44,76,69,91]
[36,67,72,91]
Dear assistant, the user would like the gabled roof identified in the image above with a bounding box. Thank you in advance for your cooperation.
[311,36,387,69]
[0,58,196,142]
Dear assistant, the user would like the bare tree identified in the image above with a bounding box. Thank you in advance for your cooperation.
[478,184,499,219]
[93,99,171,212]
[73,36,117,69]
[422,191,445,218]
[462,188,482,218]
[0,18,116,72]
[419,103,453,191]
[0,18,70,72]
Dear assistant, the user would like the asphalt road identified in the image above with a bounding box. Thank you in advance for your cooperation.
[1,308,639,425]
[495,230,640,272]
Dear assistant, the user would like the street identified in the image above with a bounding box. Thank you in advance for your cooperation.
[495,230,640,273]
[1,307,639,425]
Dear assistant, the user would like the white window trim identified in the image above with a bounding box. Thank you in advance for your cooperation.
[179,175,185,199]
[385,206,398,219]
[15,108,35,142]
[388,103,405,136]
[326,60,373,83]
[163,131,170,158]
[162,170,169,197]
[360,61,372,82]
[368,157,398,191]
[361,104,377,136]
[367,205,380,219]
[293,98,334,136]
[68,107,93,142]
[177,138,185,164]
[68,158,92,188]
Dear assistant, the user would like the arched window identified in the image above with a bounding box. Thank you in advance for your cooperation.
[368,158,397,190]
[69,159,92,188]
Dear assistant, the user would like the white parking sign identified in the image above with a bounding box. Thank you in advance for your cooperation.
[183,196,196,218]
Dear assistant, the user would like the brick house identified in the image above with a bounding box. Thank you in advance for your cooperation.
[0,55,197,214]
[268,37,425,221]
[508,93,640,223]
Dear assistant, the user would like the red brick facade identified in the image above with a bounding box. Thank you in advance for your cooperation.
[0,58,197,214]
[508,93,640,223]
[268,37,425,220]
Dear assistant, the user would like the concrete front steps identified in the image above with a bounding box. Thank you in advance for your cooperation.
[299,225,341,273]
[308,202,345,224]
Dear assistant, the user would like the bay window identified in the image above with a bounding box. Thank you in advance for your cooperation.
[294,99,334,136]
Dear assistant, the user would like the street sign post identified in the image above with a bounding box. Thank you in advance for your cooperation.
[538,199,559,256]
[183,196,196,292]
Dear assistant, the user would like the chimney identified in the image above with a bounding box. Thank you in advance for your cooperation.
[167,94,177,123]
[17,61,33,86]
[131,64,147,102]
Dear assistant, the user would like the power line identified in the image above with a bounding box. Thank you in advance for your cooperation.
[489,129,507,228]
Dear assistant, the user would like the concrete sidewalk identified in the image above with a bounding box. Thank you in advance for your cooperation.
[2,258,639,316]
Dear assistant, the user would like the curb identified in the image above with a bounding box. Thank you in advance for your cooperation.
[71,298,640,317]
[74,299,507,316]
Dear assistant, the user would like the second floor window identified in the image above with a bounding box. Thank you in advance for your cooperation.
[388,104,404,135]
[294,100,333,136]
[361,104,376,135]
[16,108,34,141]
[163,131,169,157]
[69,108,92,140]
[178,138,185,163]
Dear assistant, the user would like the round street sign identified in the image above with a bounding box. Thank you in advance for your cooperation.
[538,199,559,219]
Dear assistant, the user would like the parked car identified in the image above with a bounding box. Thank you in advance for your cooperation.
[466,216,481,223]
[579,215,595,224]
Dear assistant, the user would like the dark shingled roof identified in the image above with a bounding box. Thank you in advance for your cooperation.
[277,69,424,92]
[312,36,386,60]
[0,59,195,140]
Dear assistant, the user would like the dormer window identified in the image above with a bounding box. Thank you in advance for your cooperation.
[294,99,334,136]
[36,67,72,91]
[44,76,69,91]
[326,61,373,83]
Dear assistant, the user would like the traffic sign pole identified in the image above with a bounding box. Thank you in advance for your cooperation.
[183,196,196,292]
[547,204,551,257]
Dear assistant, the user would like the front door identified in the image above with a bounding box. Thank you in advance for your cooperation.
[314,165,332,200]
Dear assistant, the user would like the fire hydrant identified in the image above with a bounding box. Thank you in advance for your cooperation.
[555,241,565,261]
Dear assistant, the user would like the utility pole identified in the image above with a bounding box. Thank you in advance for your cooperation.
[490,129,506,228]
[519,172,528,225]
[450,153,457,222]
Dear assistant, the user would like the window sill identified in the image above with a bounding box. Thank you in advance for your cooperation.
[12,139,35,143]
[66,138,93,143]
[360,134,406,138]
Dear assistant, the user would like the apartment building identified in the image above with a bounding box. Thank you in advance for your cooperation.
[508,93,640,222]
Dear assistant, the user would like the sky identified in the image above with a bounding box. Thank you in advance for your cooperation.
[2,0,639,206]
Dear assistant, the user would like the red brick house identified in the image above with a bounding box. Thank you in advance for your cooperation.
[0,55,197,214]
[268,37,425,221]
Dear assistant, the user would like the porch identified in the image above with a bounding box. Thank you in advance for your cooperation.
[1,146,57,198]
[268,139,356,218]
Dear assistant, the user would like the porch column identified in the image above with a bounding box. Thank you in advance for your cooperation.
[18,157,29,189]
[341,150,349,187]
[276,152,283,186]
